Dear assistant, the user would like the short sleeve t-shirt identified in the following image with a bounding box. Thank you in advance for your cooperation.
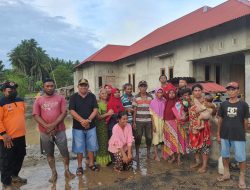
[32,94,66,133]
[69,92,98,130]
[218,100,249,141]
[133,93,153,123]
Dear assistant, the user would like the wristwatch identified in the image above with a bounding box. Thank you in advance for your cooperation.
[87,118,92,123]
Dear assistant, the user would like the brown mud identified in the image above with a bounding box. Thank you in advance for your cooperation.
[9,114,250,190]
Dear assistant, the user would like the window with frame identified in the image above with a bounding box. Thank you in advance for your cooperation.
[205,65,210,81]
[169,67,174,79]
[98,76,102,88]
[132,73,135,92]
[216,65,221,84]
[160,68,166,75]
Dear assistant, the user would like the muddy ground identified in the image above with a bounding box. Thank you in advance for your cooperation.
[6,116,249,190]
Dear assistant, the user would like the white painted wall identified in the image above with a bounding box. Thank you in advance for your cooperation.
[75,18,250,97]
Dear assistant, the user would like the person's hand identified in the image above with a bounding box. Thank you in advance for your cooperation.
[127,152,133,161]
[153,127,156,133]
[80,119,89,128]
[107,109,114,116]
[2,134,13,149]
[132,122,136,130]
[122,154,129,163]
[217,133,221,144]
[46,123,56,133]
[127,108,134,114]
[49,129,56,137]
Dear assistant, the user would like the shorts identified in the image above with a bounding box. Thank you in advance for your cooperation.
[40,131,69,157]
[72,127,99,155]
[221,138,246,162]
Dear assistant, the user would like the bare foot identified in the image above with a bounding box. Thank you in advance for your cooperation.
[168,156,176,164]
[217,174,230,182]
[197,167,207,173]
[65,170,75,180]
[114,168,121,173]
[177,160,183,166]
[238,174,246,189]
[154,156,160,162]
[147,153,151,160]
[190,162,201,169]
[49,172,57,183]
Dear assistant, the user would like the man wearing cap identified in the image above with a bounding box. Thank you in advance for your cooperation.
[0,82,27,190]
[217,82,249,189]
[133,80,153,161]
[69,79,99,175]
[33,79,75,183]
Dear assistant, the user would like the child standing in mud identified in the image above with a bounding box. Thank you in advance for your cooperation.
[108,112,134,172]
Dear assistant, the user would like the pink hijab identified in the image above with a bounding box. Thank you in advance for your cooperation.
[149,87,166,119]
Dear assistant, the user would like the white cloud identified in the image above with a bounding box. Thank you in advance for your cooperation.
[0,0,98,67]
[0,0,227,68]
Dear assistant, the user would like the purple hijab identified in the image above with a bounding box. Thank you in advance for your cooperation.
[149,87,166,119]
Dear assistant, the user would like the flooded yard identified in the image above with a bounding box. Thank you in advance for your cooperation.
[12,100,250,189]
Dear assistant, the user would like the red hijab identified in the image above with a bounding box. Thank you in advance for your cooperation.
[164,89,178,121]
[106,88,125,123]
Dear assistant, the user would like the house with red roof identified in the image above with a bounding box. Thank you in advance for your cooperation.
[75,0,250,104]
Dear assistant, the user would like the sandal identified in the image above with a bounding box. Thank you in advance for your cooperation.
[76,167,83,176]
[217,175,230,182]
[89,165,100,172]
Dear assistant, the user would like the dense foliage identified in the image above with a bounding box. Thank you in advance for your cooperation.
[0,38,78,97]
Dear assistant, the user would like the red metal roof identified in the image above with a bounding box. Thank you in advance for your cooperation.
[118,0,250,60]
[187,82,227,93]
[76,45,129,67]
[77,0,250,68]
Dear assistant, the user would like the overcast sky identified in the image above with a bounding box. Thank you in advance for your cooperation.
[0,0,226,68]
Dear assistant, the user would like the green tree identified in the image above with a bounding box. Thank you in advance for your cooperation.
[50,65,73,88]
[4,70,29,98]
[0,60,4,72]
[0,60,5,82]
[8,39,50,91]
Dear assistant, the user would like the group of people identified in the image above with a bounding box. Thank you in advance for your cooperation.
[0,75,249,189]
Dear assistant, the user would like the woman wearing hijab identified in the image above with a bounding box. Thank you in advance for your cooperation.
[150,88,166,161]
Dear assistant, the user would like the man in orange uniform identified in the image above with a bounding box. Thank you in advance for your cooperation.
[0,82,27,190]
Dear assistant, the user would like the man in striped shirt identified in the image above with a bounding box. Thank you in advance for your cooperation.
[133,81,153,161]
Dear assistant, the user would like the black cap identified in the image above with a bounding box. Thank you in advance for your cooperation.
[0,81,18,91]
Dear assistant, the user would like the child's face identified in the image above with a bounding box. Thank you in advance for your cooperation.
[125,86,132,95]
[182,92,190,101]
[114,90,120,98]
[168,90,176,99]
[156,89,163,99]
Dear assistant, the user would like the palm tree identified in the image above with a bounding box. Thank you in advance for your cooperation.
[0,60,4,72]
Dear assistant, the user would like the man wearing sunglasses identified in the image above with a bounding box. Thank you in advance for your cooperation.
[217,82,249,189]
